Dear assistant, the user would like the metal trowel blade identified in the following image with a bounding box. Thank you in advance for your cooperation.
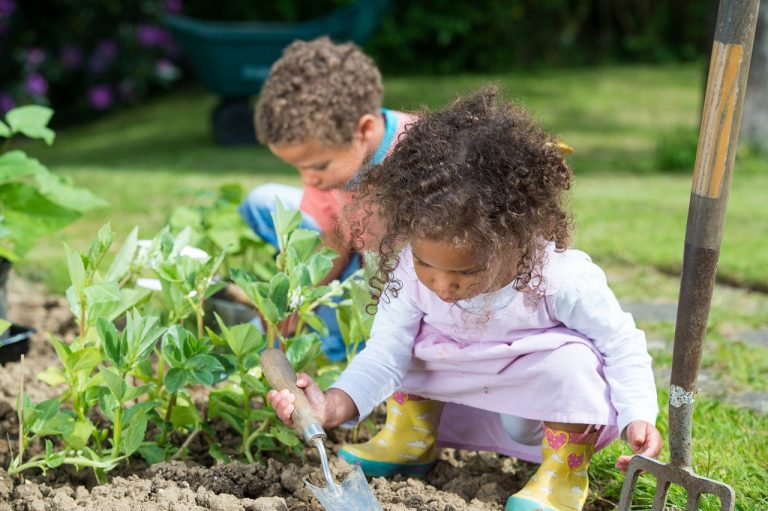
[305,464,382,511]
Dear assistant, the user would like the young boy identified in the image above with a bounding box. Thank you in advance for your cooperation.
[239,37,415,362]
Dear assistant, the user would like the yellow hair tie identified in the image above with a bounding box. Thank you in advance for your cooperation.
[545,140,574,156]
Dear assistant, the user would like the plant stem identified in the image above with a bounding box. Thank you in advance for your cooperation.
[16,355,24,470]
[243,418,271,457]
[79,300,86,339]
[8,454,124,475]
[164,392,177,424]
[170,428,199,461]
[240,376,252,462]
[197,292,204,338]
[111,405,123,458]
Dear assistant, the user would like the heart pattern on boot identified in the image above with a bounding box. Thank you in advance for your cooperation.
[567,452,584,469]
[544,428,569,450]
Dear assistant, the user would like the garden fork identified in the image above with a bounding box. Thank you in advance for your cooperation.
[617,0,760,509]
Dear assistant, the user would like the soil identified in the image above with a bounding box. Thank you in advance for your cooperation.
[0,275,558,511]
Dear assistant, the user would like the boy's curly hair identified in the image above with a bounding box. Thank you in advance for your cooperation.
[255,37,383,146]
[350,86,573,304]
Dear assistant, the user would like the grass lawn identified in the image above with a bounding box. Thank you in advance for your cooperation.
[14,63,768,509]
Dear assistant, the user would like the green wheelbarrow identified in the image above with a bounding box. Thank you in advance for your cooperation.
[165,0,390,146]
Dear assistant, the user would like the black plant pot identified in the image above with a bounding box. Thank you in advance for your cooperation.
[0,257,35,364]
[0,323,34,365]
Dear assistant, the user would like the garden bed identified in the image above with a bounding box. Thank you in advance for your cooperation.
[0,276,534,511]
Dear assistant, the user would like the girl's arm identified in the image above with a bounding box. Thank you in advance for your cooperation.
[329,277,424,423]
[550,256,659,437]
[268,281,424,429]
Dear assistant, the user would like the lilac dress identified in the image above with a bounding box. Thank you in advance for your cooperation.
[332,245,658,462]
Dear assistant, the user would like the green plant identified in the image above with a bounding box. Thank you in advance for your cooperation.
[167,183,276,280]
[148,227,227,336]
[207,201,345,461]
[0,105,105,264]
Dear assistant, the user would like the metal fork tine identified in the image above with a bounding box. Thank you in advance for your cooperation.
[685,489,700,511]
[651,479,671,511]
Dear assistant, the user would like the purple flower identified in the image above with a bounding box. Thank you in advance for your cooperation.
[0,0,16,17]
[165,0,183,14]
[88,85,113,110]
[25,47,46,66]
[60,45,83,70]
[136,24,170,48]
[89,39,118,73]
[25,73,48,97]
[0,91,14,114]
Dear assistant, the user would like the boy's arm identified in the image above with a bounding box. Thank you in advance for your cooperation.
[319,228,354,285]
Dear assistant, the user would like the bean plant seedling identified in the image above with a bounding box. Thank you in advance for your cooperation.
[9,196,375,480]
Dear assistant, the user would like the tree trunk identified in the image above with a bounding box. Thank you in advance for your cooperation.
[742,0,768,153]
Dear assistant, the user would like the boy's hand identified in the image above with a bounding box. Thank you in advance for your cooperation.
[267,372,327,428]
[615,420,663,472]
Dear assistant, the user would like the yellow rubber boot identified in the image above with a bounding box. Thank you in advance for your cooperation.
[340,392,444,477]
[505,426,597,511]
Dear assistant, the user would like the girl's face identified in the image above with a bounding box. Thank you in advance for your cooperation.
[411,238,504,303]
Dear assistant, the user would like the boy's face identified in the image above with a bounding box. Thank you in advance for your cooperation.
[269,138,370,191]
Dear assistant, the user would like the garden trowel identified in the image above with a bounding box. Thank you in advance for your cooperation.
[261,348,382,511]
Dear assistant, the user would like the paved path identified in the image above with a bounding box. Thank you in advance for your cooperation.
[621,300,768,416]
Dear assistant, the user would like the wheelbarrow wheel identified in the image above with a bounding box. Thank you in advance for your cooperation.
[210,97,257,146]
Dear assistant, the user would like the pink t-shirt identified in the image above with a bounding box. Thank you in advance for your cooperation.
[299,110,416,247]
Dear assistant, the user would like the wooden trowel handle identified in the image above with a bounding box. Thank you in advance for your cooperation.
[261,348,325,444]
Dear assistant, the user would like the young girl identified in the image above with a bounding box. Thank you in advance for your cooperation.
[268,87,662,511]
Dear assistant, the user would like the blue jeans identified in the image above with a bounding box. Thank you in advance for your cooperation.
[239,183,360,361]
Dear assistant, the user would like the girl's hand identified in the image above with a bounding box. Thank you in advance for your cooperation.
[267,372,327,428]
[615,420,663,472]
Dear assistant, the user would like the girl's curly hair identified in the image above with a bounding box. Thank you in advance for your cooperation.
[349,86,573,304]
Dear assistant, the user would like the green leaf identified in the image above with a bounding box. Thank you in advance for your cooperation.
[138,444,166,465]
[64,243,86,290]
[86,224,113,271]
[34,171,107,212]
[108,288,152,322]
[124,310,165,368]
[272,200,302,252]
[121,415,148,455]
[5,105,55,144]
[286,229,322,263]
[105,227,139,282]
[98,388,117,422]
[0,319,10,336]
[223,323,264,359]
[85,283,121,326]
[170,404,201,430]
[268,273,290,316]
[68,347,101,375]
[0,120,9,137]
[0,150,46,180]
[123,383,153,402]
[270,425,301,447]
[36,366,67,387]
[164,367,187,394]
[0,183,80,259]
[100,367,127,402]
[98,317,123,368]
[241,373,266,394]
[35,411,75,437]
[286,333,322,371]
[64,420,96,450]
[300,311,329,337]
[307,253,334,285]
